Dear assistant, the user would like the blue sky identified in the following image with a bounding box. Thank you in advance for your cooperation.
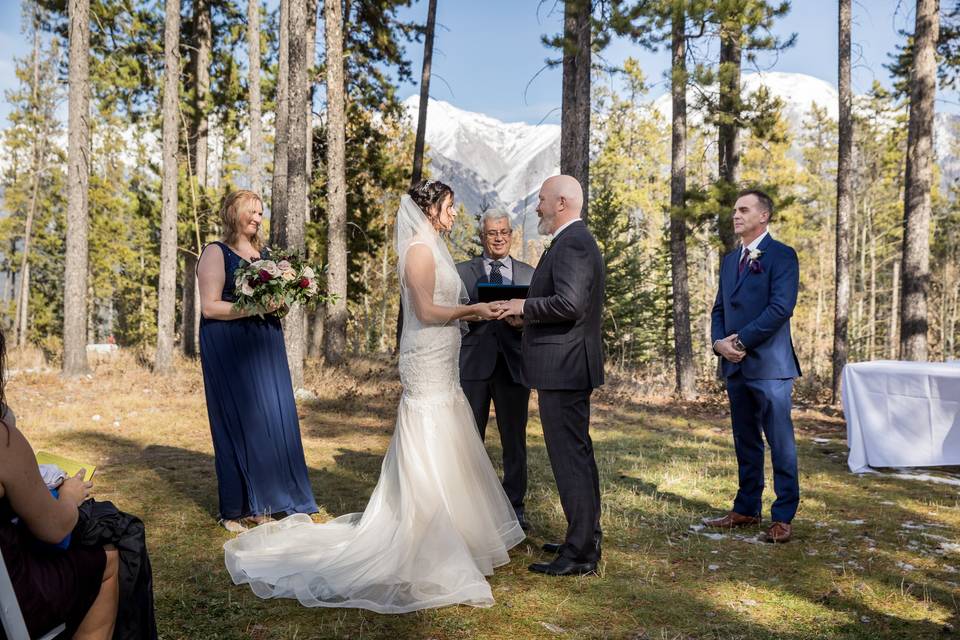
[0,1,948,126]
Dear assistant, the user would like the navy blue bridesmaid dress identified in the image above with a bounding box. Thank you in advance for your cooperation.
[198,241,318,520]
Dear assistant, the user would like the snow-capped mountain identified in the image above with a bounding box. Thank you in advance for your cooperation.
[405,72,960,228]
[402,96,560,237]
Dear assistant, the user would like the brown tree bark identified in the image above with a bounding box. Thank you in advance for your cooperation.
[717,12,741,254]
[670,3,696,400]
[560,0,591,221]
[156,0,181,374]
[411,0,437,184]
[899,0,939,361]
[832,0,853,402]
[63,0,91,376]
[181,0,211,358]
[322,0,348,365]
[284,0,309,387]
[270,0,290,248]
[248,0,263,197]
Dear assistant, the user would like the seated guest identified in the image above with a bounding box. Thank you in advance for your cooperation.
[0,329,119,640]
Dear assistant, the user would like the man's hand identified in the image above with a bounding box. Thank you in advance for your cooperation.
[714,334,745,363]
[495,298,524,320]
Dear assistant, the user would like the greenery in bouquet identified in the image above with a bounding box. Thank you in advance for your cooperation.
[232,250,331,318]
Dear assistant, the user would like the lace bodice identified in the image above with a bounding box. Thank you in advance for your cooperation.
[398,241,463,398]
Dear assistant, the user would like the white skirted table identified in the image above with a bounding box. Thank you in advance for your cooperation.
[841,360,960,473]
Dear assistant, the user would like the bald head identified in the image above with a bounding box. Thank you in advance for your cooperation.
[537,175,583,235]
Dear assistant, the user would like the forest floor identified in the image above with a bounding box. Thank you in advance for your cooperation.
[7,349,960,640]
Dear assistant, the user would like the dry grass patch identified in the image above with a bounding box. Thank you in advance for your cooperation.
[7,351,959,639]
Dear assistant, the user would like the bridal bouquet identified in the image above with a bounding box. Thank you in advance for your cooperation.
[232,250,328,318]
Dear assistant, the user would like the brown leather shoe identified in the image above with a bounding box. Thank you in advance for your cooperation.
[762,521,792,543]
[702,511,761,529]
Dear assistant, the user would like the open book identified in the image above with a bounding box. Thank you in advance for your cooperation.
[36,451,96,484]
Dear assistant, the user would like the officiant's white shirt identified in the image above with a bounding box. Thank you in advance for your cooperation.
[482,253,514,285]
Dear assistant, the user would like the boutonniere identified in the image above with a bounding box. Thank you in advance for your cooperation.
[747,249,764,274]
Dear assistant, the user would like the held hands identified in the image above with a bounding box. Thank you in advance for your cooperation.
[494,298,524,320]
[58,468,93,506]
[715,334,746,363]
[468,302,502,321]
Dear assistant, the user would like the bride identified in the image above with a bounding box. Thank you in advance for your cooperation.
[223,180,525,613]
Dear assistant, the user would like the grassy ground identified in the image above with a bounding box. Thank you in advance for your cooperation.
[8,351,960,639]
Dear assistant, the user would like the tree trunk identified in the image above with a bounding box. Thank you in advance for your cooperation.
[304,0,318,223]
[270,0,290,247]
[248,0,263,196]
[322,0,348,365]
[890,259,900,358]
[900,0,938,361]
[717,12,741,254]
[15,23,43,349]
[63,0,91,376]
[181,0,211,358]
[284,0,309,388]
[560,0,591,221]
[832,0,853,402]
[156,0,181,374]
[411,0,437,184]
[669,4,696,400]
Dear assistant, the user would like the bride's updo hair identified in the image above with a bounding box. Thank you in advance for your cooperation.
[408,180,454,229]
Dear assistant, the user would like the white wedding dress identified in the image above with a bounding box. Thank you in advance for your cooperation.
[223,196,524,614]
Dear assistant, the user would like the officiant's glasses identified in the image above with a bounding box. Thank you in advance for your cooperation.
[484,230,513,239]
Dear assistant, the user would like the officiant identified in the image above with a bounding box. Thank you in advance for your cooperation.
[456,209,535,531]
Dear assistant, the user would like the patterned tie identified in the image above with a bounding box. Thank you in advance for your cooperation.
[738,249,749,275]
[489,260,504,284]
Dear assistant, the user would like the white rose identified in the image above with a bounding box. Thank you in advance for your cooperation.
[277,260,292,272]
[240,280,255,296]
[261,260,281,277]
[301,266,316,279]
[281,269,297,281]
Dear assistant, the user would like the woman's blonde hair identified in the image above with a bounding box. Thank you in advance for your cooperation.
[220,190,264,250]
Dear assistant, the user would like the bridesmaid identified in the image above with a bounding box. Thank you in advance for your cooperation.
[197,190,318,532]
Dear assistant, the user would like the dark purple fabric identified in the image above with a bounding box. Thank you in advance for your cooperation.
[0,497,105,640]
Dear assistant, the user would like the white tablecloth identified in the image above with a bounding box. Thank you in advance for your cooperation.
[842,360,960,473]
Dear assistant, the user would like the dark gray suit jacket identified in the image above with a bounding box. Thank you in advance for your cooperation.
[522,220,605,390]
[457,255,535,383]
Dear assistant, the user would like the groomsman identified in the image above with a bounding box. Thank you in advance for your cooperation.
[456,210,535,530]
[706,189,802,543]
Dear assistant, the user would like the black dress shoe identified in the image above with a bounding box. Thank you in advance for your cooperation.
[515,510,530,532]
[541,542,563,554]
[528,556,598,577]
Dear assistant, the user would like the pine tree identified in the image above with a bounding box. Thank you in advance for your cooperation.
[323,0,348,365]
[900,0,939,361]
[63,0,91,376]
[156,0,181,374]
[833,0,852,401]
[410,0,437,185]
[247,0,264,195]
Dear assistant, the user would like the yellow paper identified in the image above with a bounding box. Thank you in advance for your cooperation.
[35,451,96,480]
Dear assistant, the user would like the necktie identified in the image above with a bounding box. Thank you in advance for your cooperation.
[489,260,504,284]
[738,250,749,275]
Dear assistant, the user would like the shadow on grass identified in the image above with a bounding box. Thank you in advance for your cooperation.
[51,401,959,639]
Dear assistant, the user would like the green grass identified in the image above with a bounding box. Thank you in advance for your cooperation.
[9,352,960,639]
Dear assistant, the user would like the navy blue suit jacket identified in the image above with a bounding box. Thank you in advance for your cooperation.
[711,233,802,380]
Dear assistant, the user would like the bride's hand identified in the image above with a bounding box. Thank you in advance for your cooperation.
[470,302,501,321]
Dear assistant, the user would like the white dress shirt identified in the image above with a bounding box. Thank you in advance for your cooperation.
[482,253,513,284]
[740,230,769,261]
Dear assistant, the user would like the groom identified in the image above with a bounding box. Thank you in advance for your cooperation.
[497,175,605,576]
[705,189,802,543]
